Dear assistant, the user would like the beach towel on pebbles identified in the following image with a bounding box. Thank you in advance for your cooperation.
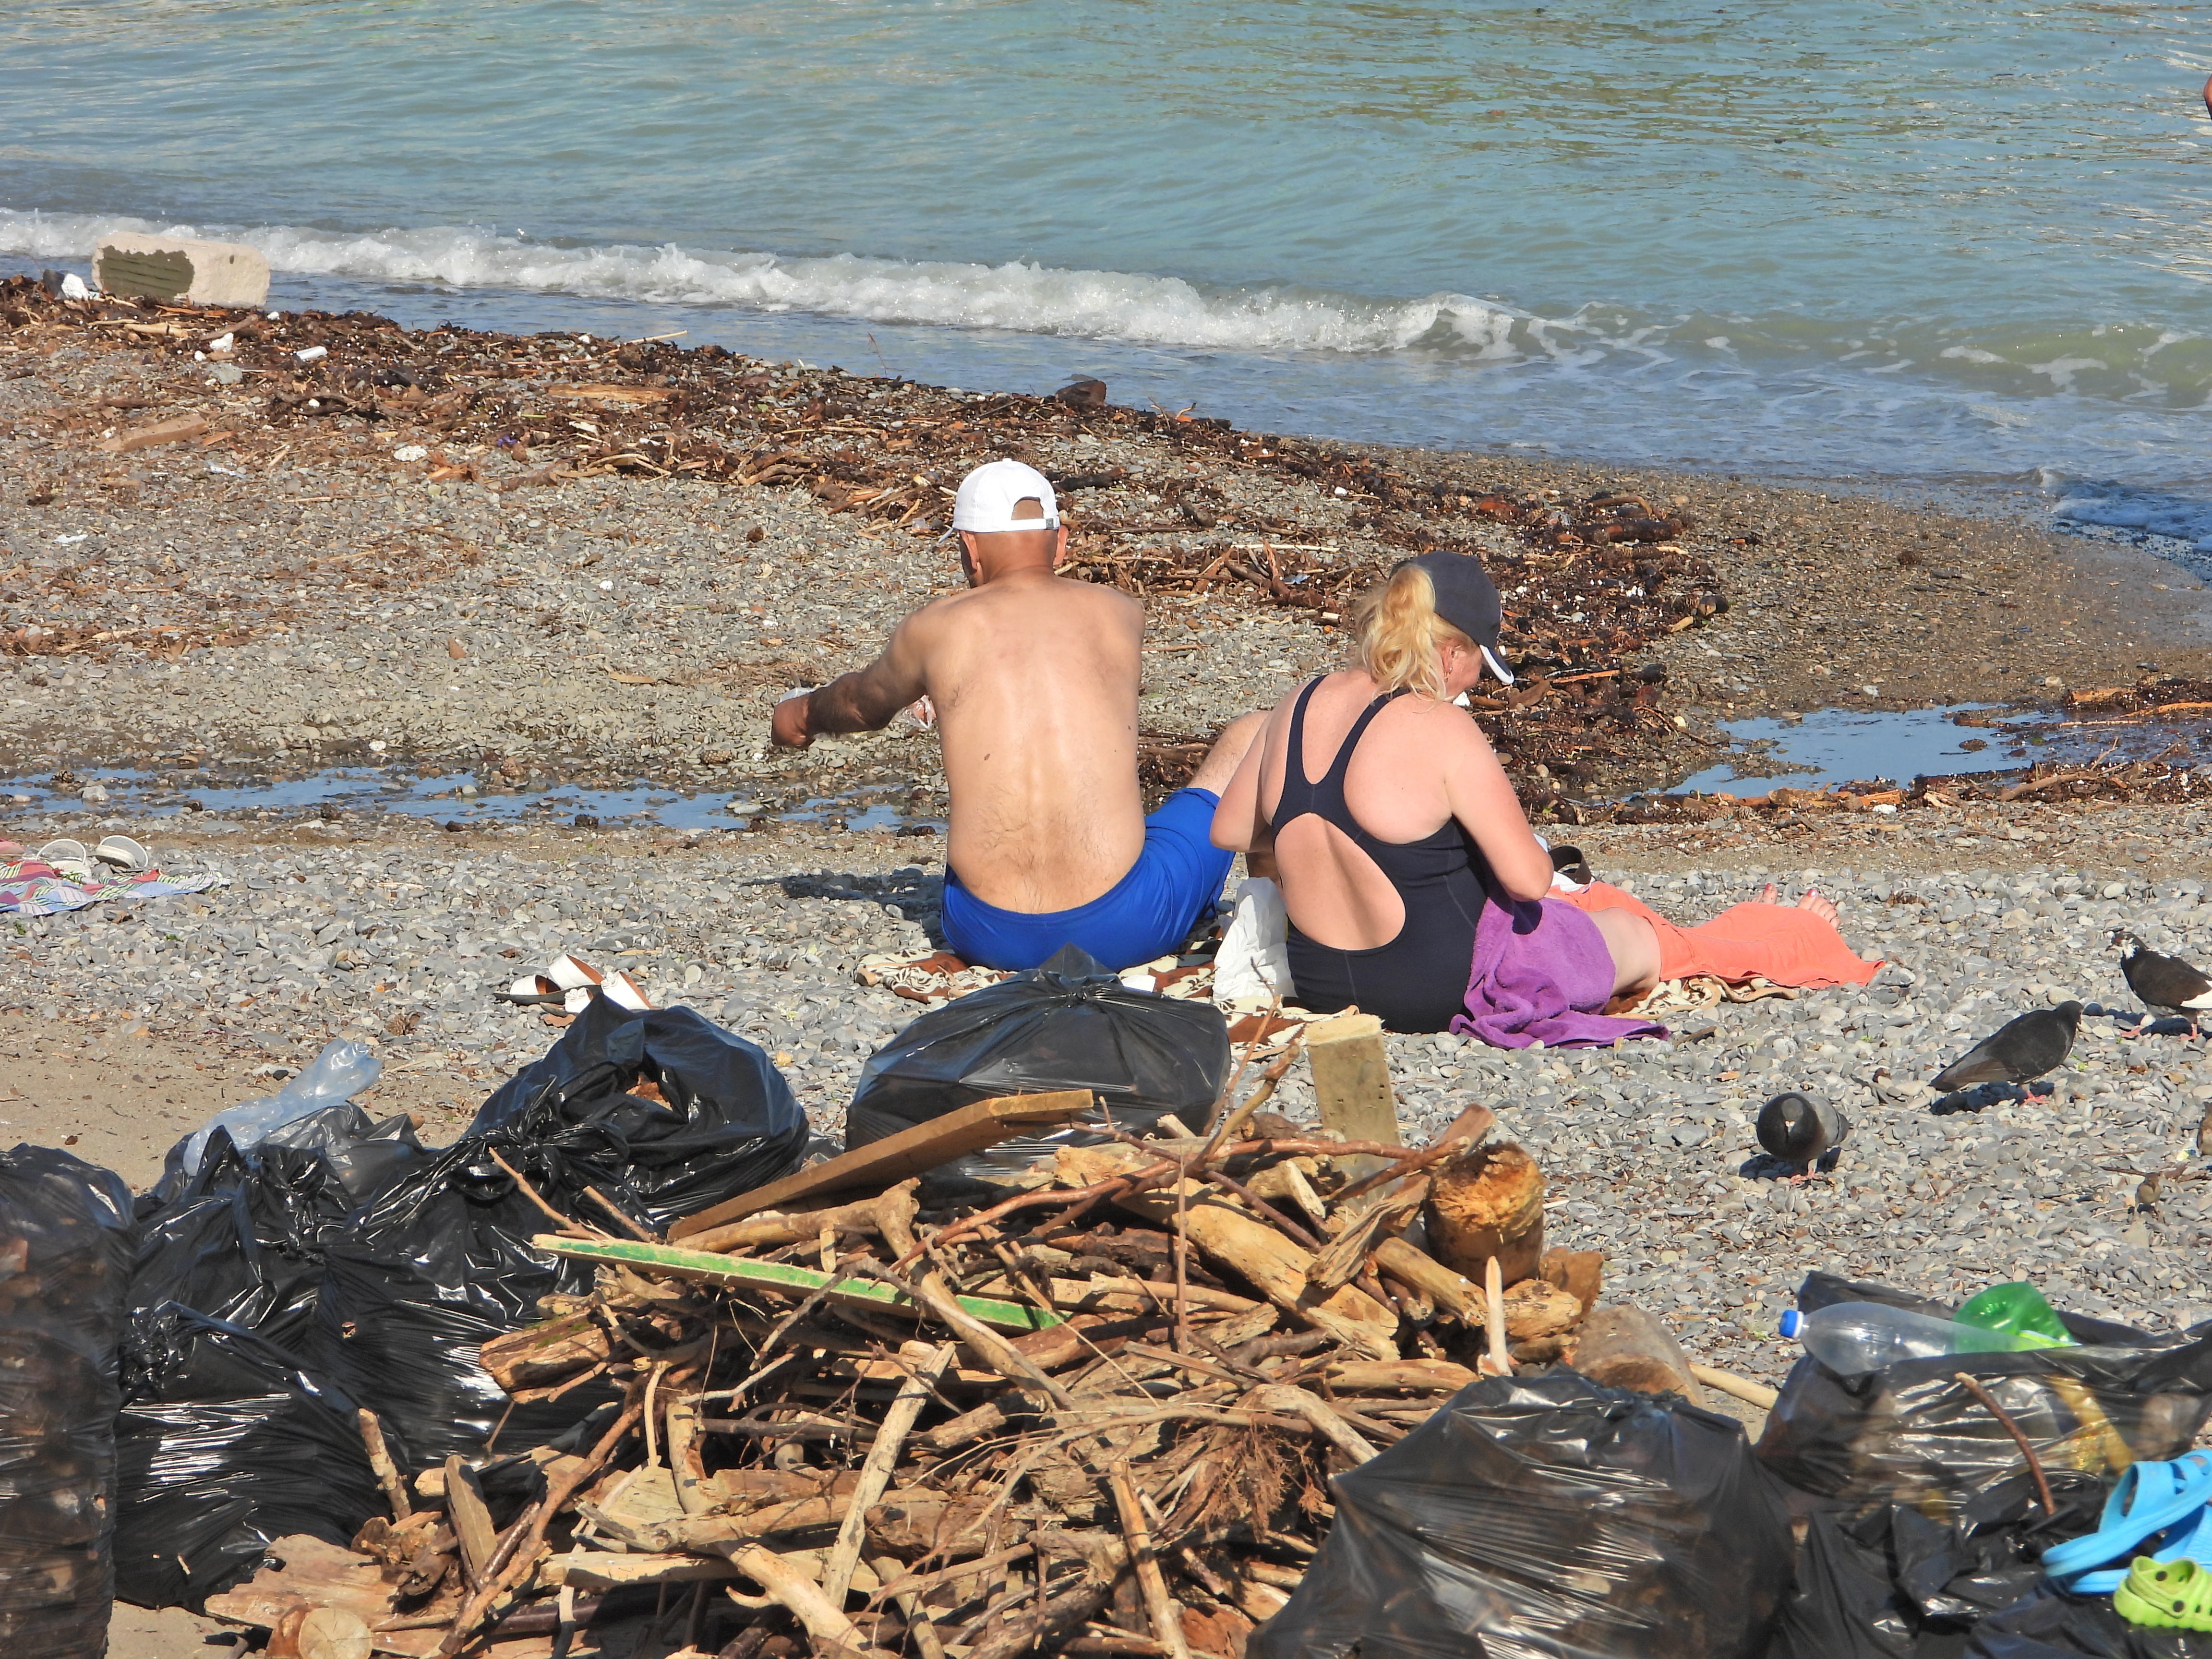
[0,855,225,918]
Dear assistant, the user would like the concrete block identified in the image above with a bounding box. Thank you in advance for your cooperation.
[94,233,269,309]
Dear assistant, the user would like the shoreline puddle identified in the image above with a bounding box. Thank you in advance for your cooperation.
[0,766,944,836]
[1671,702,2202,797]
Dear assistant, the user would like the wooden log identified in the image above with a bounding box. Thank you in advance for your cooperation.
[1303,1013,1400,1182]
[543,1551,745,1592]
[1107,1459,1193,1659]
[1570,1304,1708,1405]
[668,1091,1094,1238]
[1057,1143,1398,1360]
[479,1310,613,1393]
[1540,1248,1605,1315]
[1501,1277,1583,1338]
[1323,1359,1478,1394]
[1422,1142,1545,1287]
[709,1540,877,1656]
[1306,1176,1429,1297]
[681,1192,914,1257]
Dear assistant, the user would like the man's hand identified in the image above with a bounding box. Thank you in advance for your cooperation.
[770,689,814,749]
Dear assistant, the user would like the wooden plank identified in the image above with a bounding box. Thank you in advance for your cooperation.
[445,1455,497,1586]
[1304,1015,1400,1183]
[533,1235,1061,1332]
[669,1090,1094,1238]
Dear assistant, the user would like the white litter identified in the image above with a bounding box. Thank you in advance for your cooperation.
[1213,877,1294,1001]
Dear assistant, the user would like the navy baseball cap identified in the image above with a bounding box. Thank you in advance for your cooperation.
[1405,551,1514,685]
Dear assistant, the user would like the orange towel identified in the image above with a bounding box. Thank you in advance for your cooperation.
[1561,881,1881,989]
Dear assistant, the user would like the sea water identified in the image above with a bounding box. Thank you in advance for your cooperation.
[4,0,2210,542]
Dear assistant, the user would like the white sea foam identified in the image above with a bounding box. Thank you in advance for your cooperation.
[0,206,1538,358]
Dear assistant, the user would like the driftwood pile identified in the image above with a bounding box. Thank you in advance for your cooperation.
[196,1016,1751,1659]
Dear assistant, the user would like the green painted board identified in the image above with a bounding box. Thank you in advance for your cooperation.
[534,1235,1061,1333]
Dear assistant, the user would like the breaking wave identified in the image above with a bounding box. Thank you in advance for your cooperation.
[8,206,2211,415]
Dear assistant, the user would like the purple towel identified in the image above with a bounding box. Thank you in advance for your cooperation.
[1449,894,1669,1049]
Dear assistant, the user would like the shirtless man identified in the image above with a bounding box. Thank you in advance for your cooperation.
[769,459,1264,971]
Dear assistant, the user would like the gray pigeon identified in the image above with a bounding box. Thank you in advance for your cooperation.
[1756,1091,1850,1180]
[2116,934,2212,1025]
[1930,1001,2081,1094]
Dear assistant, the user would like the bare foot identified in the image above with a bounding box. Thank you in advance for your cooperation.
[1796,886,1839,926]
[1761,882,1779,904]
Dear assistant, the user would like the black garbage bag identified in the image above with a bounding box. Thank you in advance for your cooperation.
[0,1145,136,1658]
[468,995,809,1232]
[113,1305,384,1611]
[1760,1274,2212,1659]
[846,944,1231,1154]
[1250,1371,1795,1659]
[305,1159,618,1468]
[1966,1583,2212,1657]
[127,1105,433,1350]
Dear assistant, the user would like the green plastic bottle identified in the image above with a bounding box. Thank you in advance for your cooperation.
[1954,1282,2078,1349]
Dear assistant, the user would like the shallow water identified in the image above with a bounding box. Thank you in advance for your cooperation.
[1665,701,2208,796]
[1,768,940,836]
[4,0,2210,531]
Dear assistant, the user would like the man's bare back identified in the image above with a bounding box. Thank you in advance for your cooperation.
[771,461,1262,970]
[882,571,1147,912]
[768,485,1147,912]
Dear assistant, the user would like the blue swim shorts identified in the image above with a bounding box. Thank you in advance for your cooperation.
[941,788,1235,973]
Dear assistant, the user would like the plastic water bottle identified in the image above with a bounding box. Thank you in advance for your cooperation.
[181,1039,383,1175]
[1779,1302,2033,1375]
[1953,1281,2078,1349]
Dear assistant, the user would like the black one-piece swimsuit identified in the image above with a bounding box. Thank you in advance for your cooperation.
[1275,679,1491,1034]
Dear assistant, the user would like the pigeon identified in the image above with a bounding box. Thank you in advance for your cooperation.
[2115,934,2212,1026]
[2197,1105,2212,1160]
[1929,1001,2082,1094]
[1756,1091,1850,1180]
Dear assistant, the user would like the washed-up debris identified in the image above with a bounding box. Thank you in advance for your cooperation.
[183,1009,1809,1659]
[0,276,1722,795]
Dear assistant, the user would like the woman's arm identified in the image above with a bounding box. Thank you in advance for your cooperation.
[1443,717,1553,902]
[1209,707,1277,854]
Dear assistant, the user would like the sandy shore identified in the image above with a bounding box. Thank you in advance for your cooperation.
[6,286,2212,1649]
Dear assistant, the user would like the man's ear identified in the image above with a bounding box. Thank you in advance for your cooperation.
[1051,525,1070,568]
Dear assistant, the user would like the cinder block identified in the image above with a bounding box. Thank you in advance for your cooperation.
[94,232,269,308]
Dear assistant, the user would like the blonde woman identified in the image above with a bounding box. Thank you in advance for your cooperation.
[1211,553,1875,1038]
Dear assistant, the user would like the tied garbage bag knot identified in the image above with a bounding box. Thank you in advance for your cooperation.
[846,942,1231,1173]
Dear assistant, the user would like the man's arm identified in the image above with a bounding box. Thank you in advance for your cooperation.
[770,614,930,748]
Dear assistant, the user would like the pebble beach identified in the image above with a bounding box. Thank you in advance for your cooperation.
[5,291,2212,1401]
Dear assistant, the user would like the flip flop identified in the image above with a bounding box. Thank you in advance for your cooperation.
[2044,1451,2212,1594]
[2116,1555,2212,1633]
[94,835,152,873]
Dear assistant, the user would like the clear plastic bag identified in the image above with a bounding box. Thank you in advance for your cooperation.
[180,1038,382,1176]
[1760,1273,2212,1659]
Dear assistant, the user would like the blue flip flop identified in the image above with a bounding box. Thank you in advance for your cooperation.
[2044,1452,2212,1596]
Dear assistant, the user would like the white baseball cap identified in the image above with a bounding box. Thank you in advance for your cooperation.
[952,459,1059,533]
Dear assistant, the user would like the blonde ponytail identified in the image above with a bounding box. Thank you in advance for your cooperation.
[1352,563,1472,700]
